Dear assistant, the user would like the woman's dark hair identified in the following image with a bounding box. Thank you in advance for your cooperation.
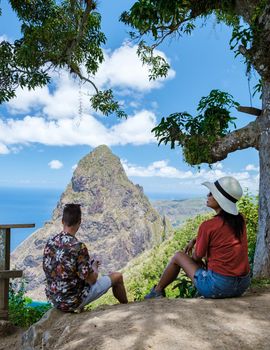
[62,204,81,226]
[217,210,245,240]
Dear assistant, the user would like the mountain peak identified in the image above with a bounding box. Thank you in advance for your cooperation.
[72,145,127,192]
[12,146,171,300]
[92,144,112,155]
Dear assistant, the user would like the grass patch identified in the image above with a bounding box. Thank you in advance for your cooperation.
[251,278,270,288]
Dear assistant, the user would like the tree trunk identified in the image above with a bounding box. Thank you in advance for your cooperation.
[253,81,270,277]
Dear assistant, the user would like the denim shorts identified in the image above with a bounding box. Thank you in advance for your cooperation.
[78,275,112,308]
[194,269,250,298]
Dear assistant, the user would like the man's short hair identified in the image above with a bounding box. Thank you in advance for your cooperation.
[62,204,81,226]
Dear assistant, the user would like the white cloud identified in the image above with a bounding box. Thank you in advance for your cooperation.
[0,35,9,41]
[6,72,85,119]
[121,159,193,178]
[0,110,156,150]
[110,110,156,145]
[0,143,10,154]
[6,42,175,119]
[7,86,50,115]
[95,42,176,92]
[212,162,223,170]
[72,164,77,171]
[129,101,141,108]
[1,42,176,153]
[245,164,259,172]
[48,160,63,170]
[121,159,259,194]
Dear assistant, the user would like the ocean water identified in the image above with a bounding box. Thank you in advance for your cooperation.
[0,187,62,251]
[0,187,190,252]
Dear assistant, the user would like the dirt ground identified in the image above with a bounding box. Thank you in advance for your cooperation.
[0,326,24,350]
[2,287,270,350]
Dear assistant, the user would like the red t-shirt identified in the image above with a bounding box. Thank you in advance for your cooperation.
[195,215,250,276]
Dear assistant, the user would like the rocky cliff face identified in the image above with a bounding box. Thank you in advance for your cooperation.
[11,145,170,300]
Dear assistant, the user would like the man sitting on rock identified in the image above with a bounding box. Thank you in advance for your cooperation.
[43,203,128,312]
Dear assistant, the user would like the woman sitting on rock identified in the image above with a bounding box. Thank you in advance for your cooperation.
[145,176,251,299]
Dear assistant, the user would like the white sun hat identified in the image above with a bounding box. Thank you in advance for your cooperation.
[202,176,243,215]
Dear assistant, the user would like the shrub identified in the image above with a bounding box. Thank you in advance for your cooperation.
[238,192,258,271]
[9,281,51,328]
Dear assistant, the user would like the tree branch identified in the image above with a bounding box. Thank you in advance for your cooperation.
[189,0,226,17]
[151,29,176,49]
[75,69,99,94]
[151,16,195,49]
[65,0,95,63]
[235,0,262,23]
[238,105,262,116]
[239,45,248,56]
[190,120,259,164]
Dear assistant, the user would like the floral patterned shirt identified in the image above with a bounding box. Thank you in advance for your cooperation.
[43,231,93,312]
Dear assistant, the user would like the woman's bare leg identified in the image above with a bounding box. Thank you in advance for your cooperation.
[155,251,200,292]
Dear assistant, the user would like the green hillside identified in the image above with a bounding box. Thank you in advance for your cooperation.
[88,193,258,309]
[152,198,211,227]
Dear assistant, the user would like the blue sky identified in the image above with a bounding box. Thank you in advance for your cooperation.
[0,1,261,198]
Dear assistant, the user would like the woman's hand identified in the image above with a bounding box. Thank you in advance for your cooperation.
[184,238,196,255]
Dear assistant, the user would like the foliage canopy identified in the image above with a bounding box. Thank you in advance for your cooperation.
[152,90,239,164]
[120,0,269,165]
[0,0,125,117]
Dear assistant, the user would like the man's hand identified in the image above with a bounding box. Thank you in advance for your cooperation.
[91,259,101,273]
[85,259,100,285]
[184,238,196,255]
[86,270,98,285]
[92,260,100,273]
